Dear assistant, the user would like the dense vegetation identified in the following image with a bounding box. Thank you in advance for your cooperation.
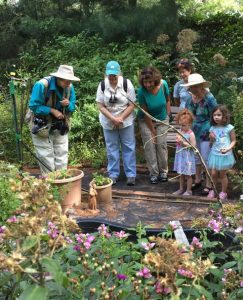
[0,0,242,169]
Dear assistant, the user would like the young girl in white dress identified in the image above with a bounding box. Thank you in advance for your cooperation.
[173,109,196,196]
[207,105,236,200]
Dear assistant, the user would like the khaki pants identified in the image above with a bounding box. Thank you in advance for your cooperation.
[31,130,68,174]
[138,118,169,176]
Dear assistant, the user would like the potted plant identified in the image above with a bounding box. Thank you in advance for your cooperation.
[90,173,113,206]
[47,168,84,213]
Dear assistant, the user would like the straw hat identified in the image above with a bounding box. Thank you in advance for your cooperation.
[181,73,211,88]
[50,65,80,81]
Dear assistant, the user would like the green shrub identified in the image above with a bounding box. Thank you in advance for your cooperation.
[0,161,21,225]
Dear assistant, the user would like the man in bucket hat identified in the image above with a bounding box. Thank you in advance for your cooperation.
[28,65,80,174]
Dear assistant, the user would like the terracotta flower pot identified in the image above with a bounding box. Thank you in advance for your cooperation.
[49,169,84,213]
[90,179,113,208]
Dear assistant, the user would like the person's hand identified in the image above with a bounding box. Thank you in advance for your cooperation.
[220,148,229,154]
[112,116,123,127]
[51,108,64,120]
[151,128,157,144]
[60,98,70,107]
[176,135,184,146]
[169,113,174,123]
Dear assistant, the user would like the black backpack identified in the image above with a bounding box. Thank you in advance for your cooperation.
[101,78,128,93]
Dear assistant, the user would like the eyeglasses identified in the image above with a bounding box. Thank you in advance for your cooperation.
[109,91,118,104]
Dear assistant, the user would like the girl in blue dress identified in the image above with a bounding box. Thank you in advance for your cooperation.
[173,109,196,196]
[207,105,236,200]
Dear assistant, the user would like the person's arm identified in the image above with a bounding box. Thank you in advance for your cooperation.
[61,85,76,113]
[119,78,135,121]
[119,102,135,120]
[163,80,172,121]
[29,80,64,119]
[221,129,236,154]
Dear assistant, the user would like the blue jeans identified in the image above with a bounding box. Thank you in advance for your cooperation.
[103,124,136,178]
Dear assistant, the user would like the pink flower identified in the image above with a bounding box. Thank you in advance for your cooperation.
[98,224,111,238]
[47,222,59,239]
[7,216,18,223]
[240,280,243,288]
[168,221,177,230]
[155,282,171,295]
[208,219,221,233]
[114,230,128,239]
[141,242,155,251]
[117,274,127,280]
[137,267,152,278]
[74,233,95,251]
[178,268,194,278]
[65,237,73,244]
[190,237,203,250]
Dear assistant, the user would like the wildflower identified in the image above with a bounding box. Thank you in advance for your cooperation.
[7,216,18,223]
[155,281,171,295]
[190,237,203,250]
[114,230,128,239]
[65,236,73,244]
[98,224,111,238]
[74,233,95,251]
[141,242,155,251]
[208,219,221,233]
[47,221,59,239]
[117,274,127,280]
[178,268,194,278]
[137,267,152,279]
[240,280,243,288]
[168,221,177,231]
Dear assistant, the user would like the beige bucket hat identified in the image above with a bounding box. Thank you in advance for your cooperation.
[50,65,80,81]
[181,73,211,88]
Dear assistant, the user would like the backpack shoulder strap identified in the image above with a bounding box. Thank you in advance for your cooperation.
[39,76,52,97]
[101,80,105,93]
[123,78,128,92]
[101,78,127,93]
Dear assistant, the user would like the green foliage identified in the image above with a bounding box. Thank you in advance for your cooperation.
[92,172,111,186]
[0,161,21,225]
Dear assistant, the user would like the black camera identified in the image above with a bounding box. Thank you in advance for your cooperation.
[32,116,48,134]
[51,119,69,135]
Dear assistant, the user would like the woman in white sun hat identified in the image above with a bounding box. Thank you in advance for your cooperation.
[28,65,80,174]
[183,73,218,195]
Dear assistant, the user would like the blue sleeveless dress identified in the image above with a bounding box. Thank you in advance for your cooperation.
[173,130,196,175]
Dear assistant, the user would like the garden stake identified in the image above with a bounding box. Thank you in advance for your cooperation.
[9,67,23,168]
[127,97,222,206]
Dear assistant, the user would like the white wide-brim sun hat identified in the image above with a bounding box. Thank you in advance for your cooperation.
[181,73,211,88]
[50,65,80,81]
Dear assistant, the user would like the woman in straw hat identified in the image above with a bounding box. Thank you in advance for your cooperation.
[28,65,80,174]
[183,73,218,195]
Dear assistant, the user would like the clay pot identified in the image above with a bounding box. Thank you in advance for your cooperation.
[49,169,84,213]
[90,179,113,208]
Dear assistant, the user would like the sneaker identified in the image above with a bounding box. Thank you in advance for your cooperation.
[172,189,184,195]
[158,172,168,182]
[182,190,192,196]
[150,175,159,184]
[109,177,118,185]
[127,177,135,186]
[207,190,215,199]
[219,192,227,201]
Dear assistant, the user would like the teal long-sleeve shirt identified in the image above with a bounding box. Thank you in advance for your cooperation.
[29,76,76,115]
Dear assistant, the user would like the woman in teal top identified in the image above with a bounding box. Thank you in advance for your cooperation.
[137,67,172,184]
